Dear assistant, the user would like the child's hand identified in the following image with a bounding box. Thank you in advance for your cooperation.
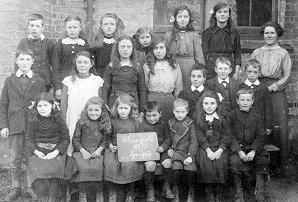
[246,150,256,161]
[206,148,216,160]
[45,149,59,160]
[238,150,248,161]
[266,129,271,135]
[268,83,279,92]
[0,128,9,138]
[167,149,174,157]
[34,150,45,159]
[183,157,193,165]
[214,148,223,159]
[139,112,144,123]
[55,89,62,100]
[91,147,103,158]
[156,146,164,153]
[232,71,239,80]
[80,148,92,160]
[109,143,118,153]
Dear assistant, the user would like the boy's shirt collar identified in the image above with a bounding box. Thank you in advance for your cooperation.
[62,37,85,46]
[217,77,229,84]
[16,69,33,78]
[205,112,219,122]
[244,79,260,88]
[191,85,204,92]
[28,34,45,41]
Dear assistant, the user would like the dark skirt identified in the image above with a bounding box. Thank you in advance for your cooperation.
[196,148,228,183]
[73,151,104,182]
[103,149,144,184]
[147,92,174,123]
[28,154,77,183]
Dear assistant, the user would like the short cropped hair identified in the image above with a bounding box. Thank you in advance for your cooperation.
[173,98,189,110]
[28,13,44,25]
[215,56,231,68]
[15,48,34,59]
[145,101,161,113]
[190,63,207,78]
[237,89,254,100]
[244,59,261,71]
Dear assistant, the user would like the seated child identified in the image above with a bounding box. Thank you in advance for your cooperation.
[167,98,198,202]
[239,59,273,135]
[139,101,173,201]
[179,62,209,118]
[229,89,269,201]
[25,92,72,202]
[72,97,111,202]
[195,91,230,201]
[206,56,239,116]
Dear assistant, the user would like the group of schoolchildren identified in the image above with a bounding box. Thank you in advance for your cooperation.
[0,2,286,202]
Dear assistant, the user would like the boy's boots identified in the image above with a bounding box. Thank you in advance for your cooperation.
[172,185,180,202]
[255,173,268,202]
[96,183,104,202]
[162,168,174,198]
[186,171,196,202]
[125,182,136,202]
[205,185,215,202]
[108,183,117,202]
[78,183,87,202]
[144,171,155,201]
[233,173,244,202]
[215,184,224,202]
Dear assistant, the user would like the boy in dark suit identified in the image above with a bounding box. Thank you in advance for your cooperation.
[206,56,239,116]
[17,13,54,92]
[0,49,46,201]
[239,59,273,135]
[229,89,269,202]
[179,63,208,118]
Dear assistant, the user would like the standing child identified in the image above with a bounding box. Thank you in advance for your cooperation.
[179,63,209,118]
[0,49,46,201]
[72,97,111,202]
[26,92,71,202]
[165,5,205,89]
[104,94,144,202]
[139,101,174,201]
[133,26,153,67]
[229,89,269,201]
[61,51,104,156]
[202,2,241,79]
[206,56,239,117]
[239,59,273,135]
[89,13,125,77]
[17,13,54,92]
[143,36,183,122]
[52,15,90,100]
[167,98,198,202]
[195,91,230,201]
[102,35,146,114]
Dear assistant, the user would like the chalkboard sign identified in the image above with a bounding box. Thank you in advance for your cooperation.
[117,132,160,163]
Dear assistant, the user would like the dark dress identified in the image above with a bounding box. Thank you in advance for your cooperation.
[26,115,75,182]
[196,114,230,183]
[72,120,108,182]
[202,25,241,78]
[102,63,147,112]
[135,46,150,68]
[239,81,273,130]
[104,118,144,184]
[229,109,269,174]
[168,117,198,171]
[89,38,114,77]
[52,38,90,90]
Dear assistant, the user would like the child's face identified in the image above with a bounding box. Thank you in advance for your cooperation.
[37,100,52,117]
[101,17,117,37]
[139,33,152,48]
[215,7,230,24]
[28,20,44,38]
[245,65,260,83]
[176,9,190,28]
[118,39,133,60]
[16,53,34,73]
[145,110,162,125]
[215,62,232,80]
[65,20,82,39]
[153,42,166,60]
[237,94,254,112]
[190,70,206,88]
[203,97,218,115]
[117,102,131,119]
[76,55,92,76]
[87,104,102,120]
[173,105,188,121]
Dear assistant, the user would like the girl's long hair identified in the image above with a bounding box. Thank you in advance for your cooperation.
[110,93,139,120]
[146,36,176,75]
[208,3,234,29]
[79,97,112,135]
[64,15,86,40]
[91,13,125,47]
[132,26,153,51]
[29,92,60,122]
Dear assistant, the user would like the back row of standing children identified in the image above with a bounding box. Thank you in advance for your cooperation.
[0,2,291,202]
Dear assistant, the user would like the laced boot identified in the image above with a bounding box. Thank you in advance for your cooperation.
[205,185,215,202]
[96,183,104,202]
[125,183,136,202]
[186,187,195,202]
[108,183,117,202]
[172,185,179,202]
[145,171,155,201]
[233,173,244,202]
[215,184,224,202]
[162,168,174,198]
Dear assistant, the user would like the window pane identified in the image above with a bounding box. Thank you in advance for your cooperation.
[251,0,272,26]
[236,0,250,26]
